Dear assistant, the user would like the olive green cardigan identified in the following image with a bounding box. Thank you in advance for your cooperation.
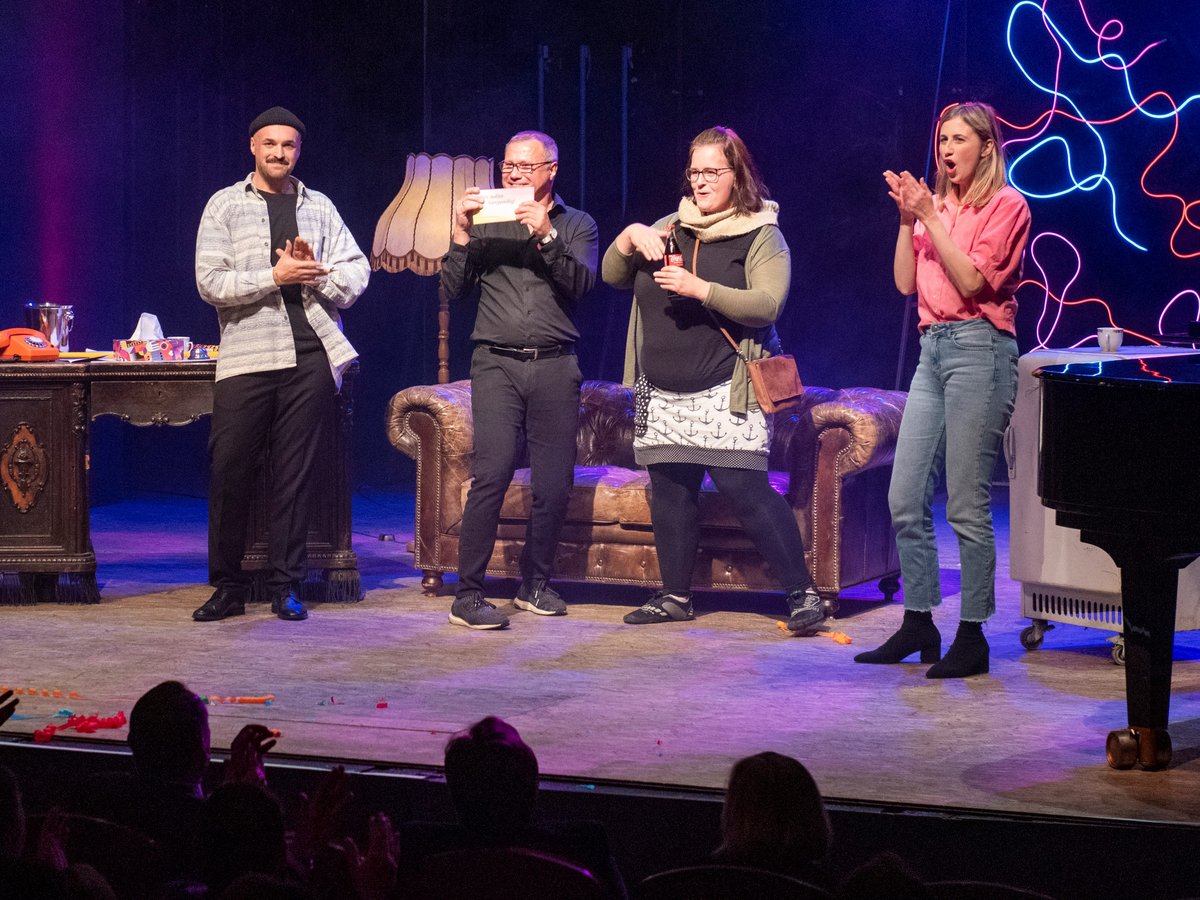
[603,210,792,416]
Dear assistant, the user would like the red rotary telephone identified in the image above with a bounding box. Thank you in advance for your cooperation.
[0,328,60,361]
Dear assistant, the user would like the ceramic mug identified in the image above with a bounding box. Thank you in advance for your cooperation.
[1097,327,1124,352]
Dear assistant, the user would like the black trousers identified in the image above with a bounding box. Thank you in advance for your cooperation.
[647,462,814,596]
[208,348,335,592]
[455,346,582,596]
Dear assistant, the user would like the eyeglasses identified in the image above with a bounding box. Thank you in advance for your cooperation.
[685,167,733,184]
[500,160,556,175]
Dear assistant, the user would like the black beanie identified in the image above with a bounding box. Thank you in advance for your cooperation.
[249,106,305,138]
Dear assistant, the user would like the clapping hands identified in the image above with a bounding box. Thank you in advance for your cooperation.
[884,169,935,224]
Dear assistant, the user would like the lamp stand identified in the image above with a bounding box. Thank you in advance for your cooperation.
[437,282,450,384]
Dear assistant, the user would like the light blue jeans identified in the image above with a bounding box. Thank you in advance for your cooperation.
[889,318,1018,622]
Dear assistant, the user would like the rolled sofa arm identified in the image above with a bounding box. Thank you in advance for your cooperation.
[810,388,906,474]
[386,380,475,562]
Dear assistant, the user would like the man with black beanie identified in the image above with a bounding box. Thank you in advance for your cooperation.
[193,106,369,622]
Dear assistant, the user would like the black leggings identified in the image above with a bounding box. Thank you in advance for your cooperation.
[647,462,813,596]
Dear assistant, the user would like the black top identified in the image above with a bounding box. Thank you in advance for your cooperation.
[440,195,599,346]
[635,225,760,393]
[262,190,322,353]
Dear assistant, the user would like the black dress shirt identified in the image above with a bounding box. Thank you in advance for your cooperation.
[440,195,599,346]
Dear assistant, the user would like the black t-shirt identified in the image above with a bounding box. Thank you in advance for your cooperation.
[635,226,761,393]
[262,191,322,353]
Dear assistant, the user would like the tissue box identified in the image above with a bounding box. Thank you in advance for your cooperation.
[113,339,188,361]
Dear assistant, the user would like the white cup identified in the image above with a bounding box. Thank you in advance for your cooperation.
[1097,327,1124,352]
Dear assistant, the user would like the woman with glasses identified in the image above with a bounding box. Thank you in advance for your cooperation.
[601,126,823,632]
[855,102,1030,678]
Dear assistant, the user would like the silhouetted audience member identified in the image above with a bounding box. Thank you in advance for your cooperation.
[72,681,209,875]
[837,851,932,900]
[396,715,627,897]
[217,871,313,899]
[73,679,278,881]
[197,782,291,895]
[1,765,90,898]
[713,751,834,889]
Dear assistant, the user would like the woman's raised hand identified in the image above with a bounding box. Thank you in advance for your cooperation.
[620,223,671,260]
[883,170,914,225]
[897,171,935,222]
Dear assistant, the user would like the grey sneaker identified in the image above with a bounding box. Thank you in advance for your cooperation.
[449,591,508,630]
[514,578,567,616]
[786,588,825,635]
[624,591,694,625]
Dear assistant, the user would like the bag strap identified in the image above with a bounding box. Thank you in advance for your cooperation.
[690,236,749,362]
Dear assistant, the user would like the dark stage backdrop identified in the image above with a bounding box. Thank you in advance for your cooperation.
[3,1,1198,501]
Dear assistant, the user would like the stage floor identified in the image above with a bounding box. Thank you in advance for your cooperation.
[3,488,1200,826]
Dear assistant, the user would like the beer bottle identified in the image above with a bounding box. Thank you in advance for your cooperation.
[663,224,683,299]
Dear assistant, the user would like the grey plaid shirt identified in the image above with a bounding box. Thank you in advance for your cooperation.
[195,174,369,385]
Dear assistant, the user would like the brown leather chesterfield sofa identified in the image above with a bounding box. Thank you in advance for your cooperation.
[386,380,905,612]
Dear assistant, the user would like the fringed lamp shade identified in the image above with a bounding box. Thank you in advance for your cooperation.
[371,152,494,383]
[371,153,494,275]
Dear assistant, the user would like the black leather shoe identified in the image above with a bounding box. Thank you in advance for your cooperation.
[192,587,247,622]
[270,588,308,621]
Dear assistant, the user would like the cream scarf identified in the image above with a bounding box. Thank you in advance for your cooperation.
[675,197,780,242]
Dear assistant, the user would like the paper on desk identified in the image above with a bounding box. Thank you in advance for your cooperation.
[472,187,535,225]
[129,313,165,340]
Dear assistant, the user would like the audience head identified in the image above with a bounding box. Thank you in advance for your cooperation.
[128,680,210,785]
[719,751,832,864]
[198,782,287,893]
[0,765,25,861]
[837,851,932,900]
[444,716,538,833]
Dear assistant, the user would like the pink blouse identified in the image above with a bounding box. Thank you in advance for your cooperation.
[911,184,1030,335]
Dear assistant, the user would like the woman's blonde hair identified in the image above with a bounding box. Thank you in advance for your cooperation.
[934,102,1008,208]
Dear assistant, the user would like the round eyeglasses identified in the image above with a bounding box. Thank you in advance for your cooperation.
[685,167,733,183]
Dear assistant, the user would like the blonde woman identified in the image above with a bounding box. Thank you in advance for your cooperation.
[857,102,1030,678]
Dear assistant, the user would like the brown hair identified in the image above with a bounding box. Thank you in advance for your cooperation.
[718,751,832,864]
[687,126,769,215]
[934,102,1008,208]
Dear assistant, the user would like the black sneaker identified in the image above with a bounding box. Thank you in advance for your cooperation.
[514,578,567,616]
[786,588,825,635]
[449,591,508,630]
[623,591,694,625]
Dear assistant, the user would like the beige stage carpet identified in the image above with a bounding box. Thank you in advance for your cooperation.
[3,492,1200,825]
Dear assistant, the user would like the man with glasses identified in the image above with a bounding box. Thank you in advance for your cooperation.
[440,130,599,630]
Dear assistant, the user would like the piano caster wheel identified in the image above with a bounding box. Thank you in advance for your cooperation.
[1109,636,1126,667]
[1106,729,1138,769]
[1137,727,1172,771]
[821,597,839,619]
[1107,727,1173,770]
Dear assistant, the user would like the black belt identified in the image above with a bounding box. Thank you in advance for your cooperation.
[484,343,574,361]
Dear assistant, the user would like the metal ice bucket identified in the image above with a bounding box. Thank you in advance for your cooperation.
[24,302,75,352]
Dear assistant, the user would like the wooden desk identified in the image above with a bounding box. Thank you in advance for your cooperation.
[0,359,359,604]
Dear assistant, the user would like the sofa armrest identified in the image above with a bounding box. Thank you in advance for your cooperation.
[809,388,906,474]
[386,380,475,564]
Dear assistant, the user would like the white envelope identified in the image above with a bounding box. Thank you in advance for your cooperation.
[472,187,535,224]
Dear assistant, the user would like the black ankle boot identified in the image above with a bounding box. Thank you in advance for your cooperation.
[926,620,989,678]
[854,610,941,664]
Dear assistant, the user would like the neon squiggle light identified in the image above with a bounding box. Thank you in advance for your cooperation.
[1003,1,1200,346]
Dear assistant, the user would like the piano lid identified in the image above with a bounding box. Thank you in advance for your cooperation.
[1037,352,1200,535]
[1035,353,1200,391]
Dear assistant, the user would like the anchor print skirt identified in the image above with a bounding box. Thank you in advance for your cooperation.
[634,378,772,471]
